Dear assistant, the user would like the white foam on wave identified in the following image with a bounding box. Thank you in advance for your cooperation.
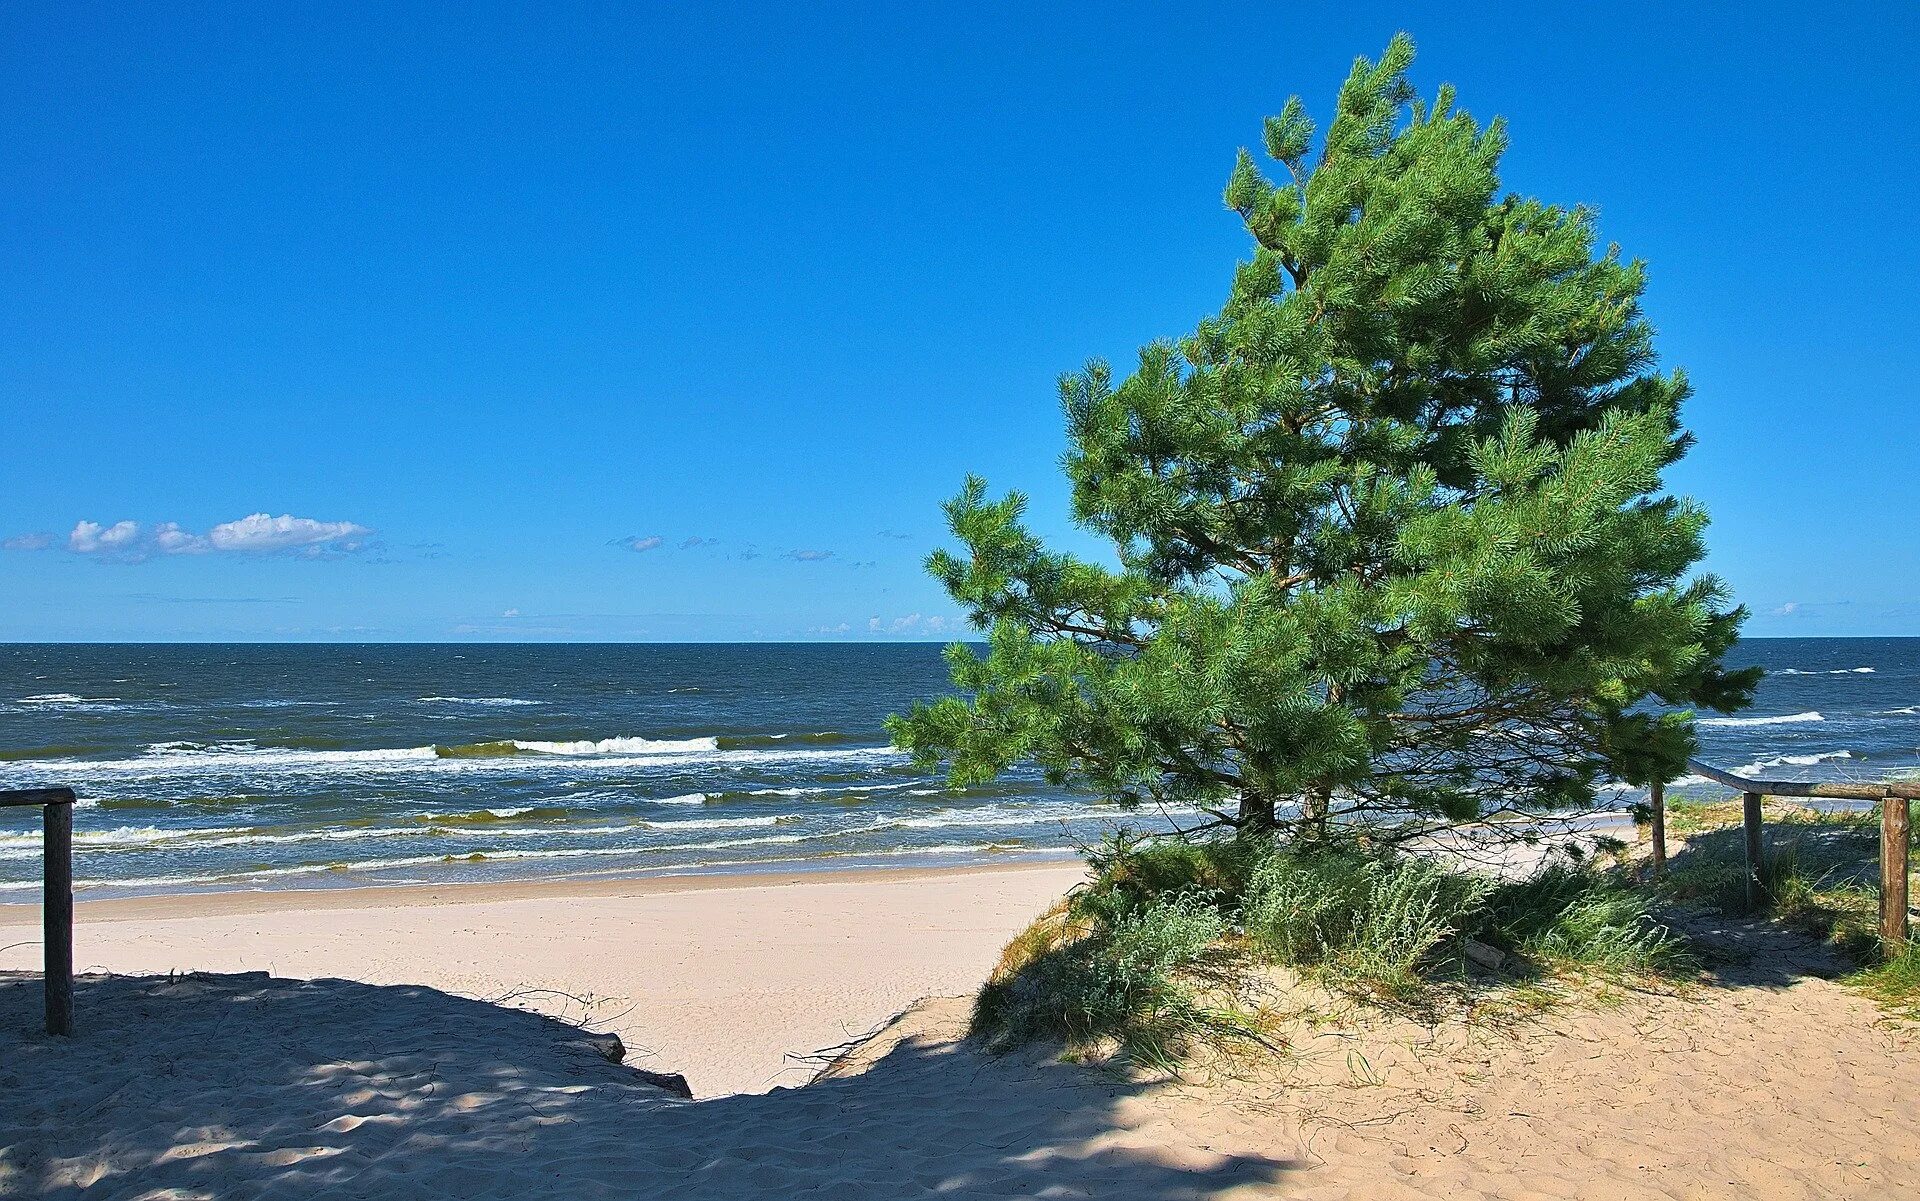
[0,833,1068,895]
[166,744,440,768]
[0,824,251,853]
[9,693,134,712]
[644,815,784,831]
[83,825,434,855]
[8,738,903,782]
[6,815,775,860]
[418,696,544,707]
[1883,706,1919,716]
[1699,711,1824,727]
[887,803,1172,831]
[412,805,562,820]
[511,736,718,755]
[1774,667,1875,676]
[738,781,918,799]
[73,824,254,846]
[1732,750,1855,776]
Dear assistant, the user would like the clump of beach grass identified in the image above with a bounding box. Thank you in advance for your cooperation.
[970,889,1264,1071]
[1240,846,1492,1006]
[1854,946,1920,1023]
[1480,865,1691,976]
[971,829,1690,1061]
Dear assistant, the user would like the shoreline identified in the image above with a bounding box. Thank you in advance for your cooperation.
[0,851,1082,922]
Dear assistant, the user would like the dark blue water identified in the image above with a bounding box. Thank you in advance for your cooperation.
[1,640,1915,897]
[1663,638,1920,792]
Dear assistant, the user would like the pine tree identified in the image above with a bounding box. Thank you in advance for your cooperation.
[889,36,1756,837]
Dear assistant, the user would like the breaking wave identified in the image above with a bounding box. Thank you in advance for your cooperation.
[1774,667,1875,676]
[417,696,544,707]
[1731,750,1855,776]
[1698,711,1824,727]
[7,736,906,780]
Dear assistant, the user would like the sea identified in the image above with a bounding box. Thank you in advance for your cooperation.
[2,638,1916,899]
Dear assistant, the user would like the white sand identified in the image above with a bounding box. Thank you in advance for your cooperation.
[0,861,1085,1097]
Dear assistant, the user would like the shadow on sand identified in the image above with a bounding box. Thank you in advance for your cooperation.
[1,971,1295,1199]
[1648,811,1891,993]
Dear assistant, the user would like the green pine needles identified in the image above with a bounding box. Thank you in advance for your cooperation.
[890,35,1756,835]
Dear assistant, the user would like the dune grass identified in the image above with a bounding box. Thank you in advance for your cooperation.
[1239,845,1491,1006]
[972,831,1688,1061]
[971,889,1267,1070]
[1855,946,1920,1022]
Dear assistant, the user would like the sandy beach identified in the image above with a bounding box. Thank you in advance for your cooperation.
[2,860,1917,1199]
[0,860,1084,1098]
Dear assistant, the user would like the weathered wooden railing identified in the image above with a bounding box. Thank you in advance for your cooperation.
[0,786,75,1035]
[1646,761,1915,954]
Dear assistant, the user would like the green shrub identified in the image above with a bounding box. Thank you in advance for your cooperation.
[1853,945,1920,1022]
[971,890,1239,1064]
[1237,843,1372,962]
[1481,866,1688,974]
[978,831,1697,1058]
[1079,831,1260,915]
[1241,845,1493,1003]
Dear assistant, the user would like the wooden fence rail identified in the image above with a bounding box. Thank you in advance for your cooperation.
[1650,760,1917,955]
[0,786,76,1035]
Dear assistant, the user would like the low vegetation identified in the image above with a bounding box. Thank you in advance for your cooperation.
[971,831,1688,1062]
[1657,798,1879,940]
[1856,948,1920,1023]
[1655,796,1917,1017]
[976,792,1919,1065]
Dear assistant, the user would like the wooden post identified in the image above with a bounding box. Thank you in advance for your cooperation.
[1883,795,1912,956]
[1743,791,1765,911]
[43,797,73,1036]
[1648,781,1667,878]
[2,787,76,1037]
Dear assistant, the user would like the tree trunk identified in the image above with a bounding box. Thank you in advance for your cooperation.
[1237,794,1277,832]
[1302,789,1332,843]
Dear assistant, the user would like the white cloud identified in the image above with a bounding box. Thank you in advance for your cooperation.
[2,532,52,552]
[810,621,852,635]
[868,612,964,636]
[69,520,141,554]
[63,514,372,561]
[618,535,665,553]
[207,513,370,553]
[787,549,834,562]
[501,608,521,618]
[152,522,210,554]
[1772,602,1800,617]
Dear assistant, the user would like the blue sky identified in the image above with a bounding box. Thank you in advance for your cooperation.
[3,4,1915,641]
